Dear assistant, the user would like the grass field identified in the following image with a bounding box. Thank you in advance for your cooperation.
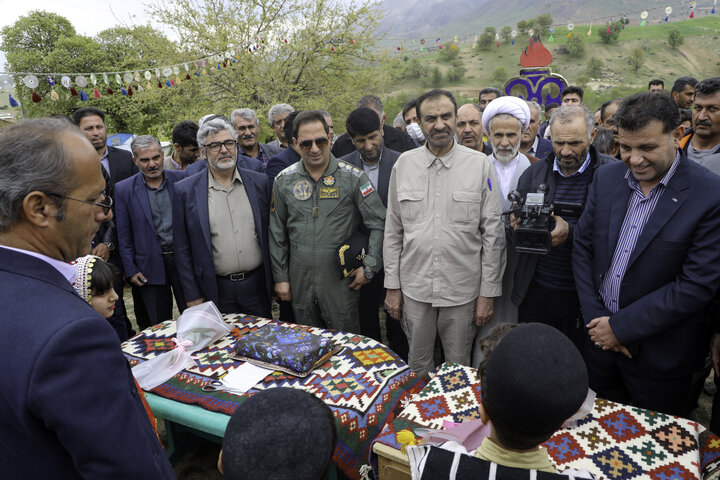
[384,16,720,114]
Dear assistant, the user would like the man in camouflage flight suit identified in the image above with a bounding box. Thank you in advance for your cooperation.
[269,111,386,333]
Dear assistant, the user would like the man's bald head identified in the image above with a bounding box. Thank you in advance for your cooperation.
[456,104,484,151]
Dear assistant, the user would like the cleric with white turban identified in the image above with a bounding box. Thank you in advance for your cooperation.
[481,96,531,134]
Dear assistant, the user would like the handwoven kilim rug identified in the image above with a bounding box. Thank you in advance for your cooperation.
[122,314,425,480]
[371,362,704,480]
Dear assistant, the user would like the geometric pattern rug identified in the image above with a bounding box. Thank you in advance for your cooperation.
[122,314,426,480]
[371,362,704,480]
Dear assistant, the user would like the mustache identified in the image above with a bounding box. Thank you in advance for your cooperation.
[241,134,255,139]
[696,121,713,127]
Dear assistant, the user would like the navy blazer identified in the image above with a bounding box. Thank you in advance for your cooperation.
[0,248,174,478]
[259,142,282,159]
[173,167,273,304]
[340,147,400,207]
[573,152,720,375]
[266,147,301,185]
[532,136,553,160]
[184,154,264,176]
[115,170,186,284]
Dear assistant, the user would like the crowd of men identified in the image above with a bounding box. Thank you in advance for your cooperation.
[4,71,720,477]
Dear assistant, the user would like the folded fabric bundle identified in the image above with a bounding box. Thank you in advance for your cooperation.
[233,324,338,376]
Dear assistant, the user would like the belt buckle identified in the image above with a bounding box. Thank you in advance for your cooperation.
[229,272,245,281]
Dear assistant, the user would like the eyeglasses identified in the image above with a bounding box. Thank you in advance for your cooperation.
[203,140,238,153]
[47,193,113,216]
[298,137,330,150]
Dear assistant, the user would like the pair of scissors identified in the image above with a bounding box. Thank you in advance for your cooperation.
[201,380,225,392]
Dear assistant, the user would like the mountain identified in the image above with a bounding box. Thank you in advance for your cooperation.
[377,0,700,39]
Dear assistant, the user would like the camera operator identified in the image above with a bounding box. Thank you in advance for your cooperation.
[511,105,616,347]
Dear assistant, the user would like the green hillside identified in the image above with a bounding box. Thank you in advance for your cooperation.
[386,16,720,114]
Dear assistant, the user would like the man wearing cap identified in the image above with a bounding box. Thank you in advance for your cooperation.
[471,96,532,367]
[384,89,506,378]
[512,105,614,349]
[269,110,386,334]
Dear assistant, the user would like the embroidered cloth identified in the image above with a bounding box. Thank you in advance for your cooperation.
[371,362,704,480]
[122,314,425,480]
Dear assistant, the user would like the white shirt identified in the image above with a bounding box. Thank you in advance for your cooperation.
[491,154,520,201]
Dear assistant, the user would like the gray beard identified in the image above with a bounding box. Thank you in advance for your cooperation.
[493,145,520,164]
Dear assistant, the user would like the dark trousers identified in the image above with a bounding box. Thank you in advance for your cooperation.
[278,300,296,324]
[106,251,133,341]
[216,268,270,318]
[359,272,409,362]
[583,333,693,416]
[136,254,187,329]
[518,280,583,350]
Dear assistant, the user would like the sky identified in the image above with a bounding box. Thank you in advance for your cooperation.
[0,0,171,70]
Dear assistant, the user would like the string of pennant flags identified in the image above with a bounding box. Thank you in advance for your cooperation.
[2,0,717,106]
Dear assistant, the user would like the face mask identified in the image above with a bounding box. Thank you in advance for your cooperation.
[406,122,425,143]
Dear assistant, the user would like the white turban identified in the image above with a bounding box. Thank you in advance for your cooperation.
[481,96,531,134]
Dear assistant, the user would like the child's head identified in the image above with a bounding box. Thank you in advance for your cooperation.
[480,323,588,451]
[71,255,119,319]
[220,387,337,480]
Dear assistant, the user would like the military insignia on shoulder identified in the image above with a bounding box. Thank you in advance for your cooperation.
[293,180,313,200]
[277,163,299,178]
[338,161,363,178]
[360,181,374,198]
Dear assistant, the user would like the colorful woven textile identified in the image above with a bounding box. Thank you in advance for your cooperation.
[122,315,425,480]
[371,362,704,480]
[702,433,720,479]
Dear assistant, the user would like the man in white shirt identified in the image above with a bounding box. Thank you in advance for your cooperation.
[471,96,533,367]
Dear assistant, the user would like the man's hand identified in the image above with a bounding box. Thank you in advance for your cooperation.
[348,268,371,290]
[384,289,403,319]
[275,282,291,302]
[509,212,520,230]
[92,243,110,261]
[587,316,632,358]
[129,272,148,287]
[550,215,569,247]
[711,333,720,376]
[186,298,205,307]
[475,296,494,326]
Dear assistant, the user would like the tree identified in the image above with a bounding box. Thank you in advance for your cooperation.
[422,66,443,87]
[492,67,508,86]
[477,26,496,51]
[668,28,684,48]
[565,34,586,58]
[146,0,388,131]
[628,47,646,72]
[576,74,589,88]
[500,26,513,42]
[598,21,623,44]
[439,41,459,62]
[534,14,553,36]
[516,20,529,35]
[586,57,603,79]
[446,59,466,82]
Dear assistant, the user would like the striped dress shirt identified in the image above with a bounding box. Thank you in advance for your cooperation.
[600,153,680,313]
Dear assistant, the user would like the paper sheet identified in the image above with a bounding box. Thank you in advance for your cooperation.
[220,362,274,395]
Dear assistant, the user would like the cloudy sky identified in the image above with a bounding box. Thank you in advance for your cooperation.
[0,0,172,69]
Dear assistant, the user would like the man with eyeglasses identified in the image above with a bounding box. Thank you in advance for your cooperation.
[0,118,175,479]
[174,117,273,317]
[269,110,386,333]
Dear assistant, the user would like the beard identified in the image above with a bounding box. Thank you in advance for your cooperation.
[491,140,520,164]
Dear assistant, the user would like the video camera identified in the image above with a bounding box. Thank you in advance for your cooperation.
[503,184,583,255]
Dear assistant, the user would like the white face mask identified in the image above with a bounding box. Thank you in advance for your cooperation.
[406,122,425,143]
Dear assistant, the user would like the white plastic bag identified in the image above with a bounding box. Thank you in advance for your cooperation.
[132,301,232,390]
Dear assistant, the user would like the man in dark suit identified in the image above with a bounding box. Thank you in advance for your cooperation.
[0,118,174,478]
[116,135,187,328]
[174,117,272,317]
[340,108,408,359]
[331,95,417,157]
[230,107,282,172]
[184,150,263,175]
[520,101,553,161]
[573,92,720,416]
[73,106,145,336]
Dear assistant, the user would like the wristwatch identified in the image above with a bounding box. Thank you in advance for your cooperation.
[103,241,115,252]
[363,266,375,280]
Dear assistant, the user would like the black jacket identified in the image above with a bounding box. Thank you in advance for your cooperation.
[331,125,417,158]
[511,145,617,305]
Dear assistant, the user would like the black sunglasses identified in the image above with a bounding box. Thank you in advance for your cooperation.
[298,137,329,150]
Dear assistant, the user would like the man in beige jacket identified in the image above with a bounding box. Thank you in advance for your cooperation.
[384,89,506,378]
